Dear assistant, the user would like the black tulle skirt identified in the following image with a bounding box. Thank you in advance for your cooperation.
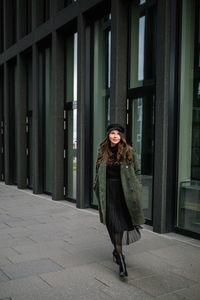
[106,178,141,246]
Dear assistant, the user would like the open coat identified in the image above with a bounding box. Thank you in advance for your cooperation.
[93,147,145,226]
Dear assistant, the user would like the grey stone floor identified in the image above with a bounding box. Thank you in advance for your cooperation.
[0,183,200,300]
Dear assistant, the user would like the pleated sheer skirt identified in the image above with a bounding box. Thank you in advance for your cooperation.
[106,178,141,246]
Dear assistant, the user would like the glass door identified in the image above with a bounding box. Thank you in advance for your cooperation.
[38,46,52,194]
[92,15,111,206]
[64,32,77,201]
[176,0,200,235]
[128,94,155,222]
[128,0,156,223]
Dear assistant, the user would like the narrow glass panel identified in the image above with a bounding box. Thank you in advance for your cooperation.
[27,59,33,188]
[131,96,155,221]
[64,0,73,7]
[177,0,200,234]
[66,35,74,102]
[107,30,111,88]
[138,16,145,81]
[198,52,200,68]
[67,108,77,198]
[92,18,109,205]
[73,33,78,101]
[14,65,17,183]
[26,0,32,34]
[44,48,52,193]
[65,33,77,200]
[130,1,155,88]
[0,1,4,53]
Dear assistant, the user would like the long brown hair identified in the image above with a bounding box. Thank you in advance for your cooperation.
[96,133,134,166]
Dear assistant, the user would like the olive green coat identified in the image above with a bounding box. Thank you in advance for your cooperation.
[93,147,145,226]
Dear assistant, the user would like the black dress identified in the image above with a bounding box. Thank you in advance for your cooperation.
[106,144,141,245]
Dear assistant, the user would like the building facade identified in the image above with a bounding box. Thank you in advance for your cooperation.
[0,0,199,239]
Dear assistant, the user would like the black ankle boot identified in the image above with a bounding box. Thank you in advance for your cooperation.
[112,249,119,264]
[117,252,128,277]
[113,249,126,265]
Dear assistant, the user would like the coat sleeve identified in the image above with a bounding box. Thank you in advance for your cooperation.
[132,151,141,184]
[93,164,99,192]
[93,148,100,191]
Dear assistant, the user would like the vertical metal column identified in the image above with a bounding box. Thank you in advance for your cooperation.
[3,62,10,184]
[16,54,27,189]
[52,31,65,200]
[32,44,41,194]
[110,0,128,129]
[77,14,89,208]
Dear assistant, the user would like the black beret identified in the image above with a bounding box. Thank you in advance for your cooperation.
[107,123,125,134]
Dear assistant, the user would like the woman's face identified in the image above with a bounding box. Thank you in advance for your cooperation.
[109,130,121,146]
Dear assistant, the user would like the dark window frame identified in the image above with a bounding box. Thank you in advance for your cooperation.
[127,0,157,225]
[174,0,200,240]
[90,15,111,209]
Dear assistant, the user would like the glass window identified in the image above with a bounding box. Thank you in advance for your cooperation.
[129,0,156,88]
[44,47,52,193]
[43,0,51,22]
[27,57,33,188]
[92,16,111,205]
[26,0,32,34]
[177,0,200,234]
[130,96,155,221]
[128,0,156,223]
[0,1,4,53]
[64,0,73,7]
[64,33,77,200]
[8,64,17,183]
[7,0,17,47]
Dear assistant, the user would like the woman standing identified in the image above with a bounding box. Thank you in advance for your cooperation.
[94,124,144,278]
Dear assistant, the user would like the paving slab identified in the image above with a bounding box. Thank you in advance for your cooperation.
[129,271,197,297]
[0,258,64,280]
[174,283,200,300]
[0,183,200,300]
[0,275,50,298]
[0,269,10,282]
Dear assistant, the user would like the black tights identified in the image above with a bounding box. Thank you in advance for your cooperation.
[114,232,123,253]
[106,224,124,253]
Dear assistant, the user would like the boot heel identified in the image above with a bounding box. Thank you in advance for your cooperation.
[118,253,128,277]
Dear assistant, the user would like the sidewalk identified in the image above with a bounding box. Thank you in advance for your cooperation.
[0,183,200,300]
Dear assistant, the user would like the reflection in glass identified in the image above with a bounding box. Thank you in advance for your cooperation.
[65,33,77,200]
[27,58,33,188]
[107,30,111,88]
[67,108,77,199]
[130,1,156,88]
[138,16,145,81]
[44,47,52,193]
[131,96,155,221]
[177,0,200,234]
[14,65,17,183]
[140,0,146,5]
[92,17,110,205]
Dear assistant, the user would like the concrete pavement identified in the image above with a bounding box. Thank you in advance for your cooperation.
[0,182,200,300]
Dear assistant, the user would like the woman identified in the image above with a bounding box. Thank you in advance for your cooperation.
[93,124,144,278]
